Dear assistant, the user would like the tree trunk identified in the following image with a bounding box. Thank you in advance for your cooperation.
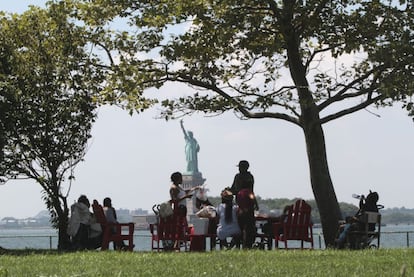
[284,21,342,247]
[55,198,71,250]
[57,214,71,250]
[46,173,71,250]
[302,114,342,247]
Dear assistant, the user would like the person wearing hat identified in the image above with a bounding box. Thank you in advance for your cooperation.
[230,160,258,210]
[230,160,254,194]
[216,189,241,249]
[230,160,258,248]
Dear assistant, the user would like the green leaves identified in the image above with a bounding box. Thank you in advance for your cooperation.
[1,6,98,154]
[0,2,104,242]
[96,0,413,121]
[8,1,410,123]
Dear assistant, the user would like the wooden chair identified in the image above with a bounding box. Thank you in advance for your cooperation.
[347,211,381,249]
[150,220,190,251]
[92,200,135,251]
[187,218,221,251]
[272,199,314,249]
[150,205,190,252]
[255,216,275,250]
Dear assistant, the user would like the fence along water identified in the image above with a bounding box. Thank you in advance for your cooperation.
[1,226,414,250]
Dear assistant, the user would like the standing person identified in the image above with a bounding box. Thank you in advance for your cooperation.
[216,189,241,249]
[169,171,200,218]
[230,160,258,248]
[237,188,257,248]
[168,171,198,249]
[180,120,200,174]
[230,160,259,211]
[230,160,254,195]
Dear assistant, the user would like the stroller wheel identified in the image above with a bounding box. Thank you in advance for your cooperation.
[369,244,378,249]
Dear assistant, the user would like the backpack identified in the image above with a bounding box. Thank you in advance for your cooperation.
[236,188,255,212]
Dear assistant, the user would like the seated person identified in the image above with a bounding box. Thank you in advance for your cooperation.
[335,216,355,248]
[68,195,102,250]
[258,204,291,238]
[103,197,127,250]
[216,189,241,249]
[273,205,292,235]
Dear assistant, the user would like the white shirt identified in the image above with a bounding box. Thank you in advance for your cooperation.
[216,203,241,240]
[103,207,117,223]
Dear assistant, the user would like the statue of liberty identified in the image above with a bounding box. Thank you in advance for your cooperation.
[180,120,200,174]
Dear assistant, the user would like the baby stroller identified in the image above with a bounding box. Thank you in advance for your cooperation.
[335,190,384,249]
[150,202,189,251]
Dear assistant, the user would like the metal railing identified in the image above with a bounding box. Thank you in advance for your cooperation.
[0,235,55,249]
[1,231,414,250]
[314,230,414,249]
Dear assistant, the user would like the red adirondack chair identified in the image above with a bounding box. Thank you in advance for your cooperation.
[272,199,314,249]
[92,200,135,251]
[150,202,190,251]
[150,219,189,251]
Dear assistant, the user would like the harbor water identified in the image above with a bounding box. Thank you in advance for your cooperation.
[1,225,414,250]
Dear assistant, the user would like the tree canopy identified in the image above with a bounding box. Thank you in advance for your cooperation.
[0,3,117,248]
[79,0,414,119]
[77,0,413,246]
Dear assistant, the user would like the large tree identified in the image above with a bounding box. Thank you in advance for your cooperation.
[0,3,107,249]
[78,0,414,245]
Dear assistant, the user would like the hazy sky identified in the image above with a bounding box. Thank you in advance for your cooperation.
[1,1,413,219]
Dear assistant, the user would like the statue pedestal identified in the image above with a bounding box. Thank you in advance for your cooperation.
[182,172,206,215]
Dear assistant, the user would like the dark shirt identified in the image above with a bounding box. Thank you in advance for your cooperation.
[230,171,254,195]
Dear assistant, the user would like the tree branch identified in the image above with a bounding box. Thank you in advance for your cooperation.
[305,45,336,72]
[168,73,301,126]
[318,64,387,111]
[94,42,115,67]
[320,94,383,124]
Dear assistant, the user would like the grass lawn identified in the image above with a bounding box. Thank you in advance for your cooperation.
[0,248,413,276]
